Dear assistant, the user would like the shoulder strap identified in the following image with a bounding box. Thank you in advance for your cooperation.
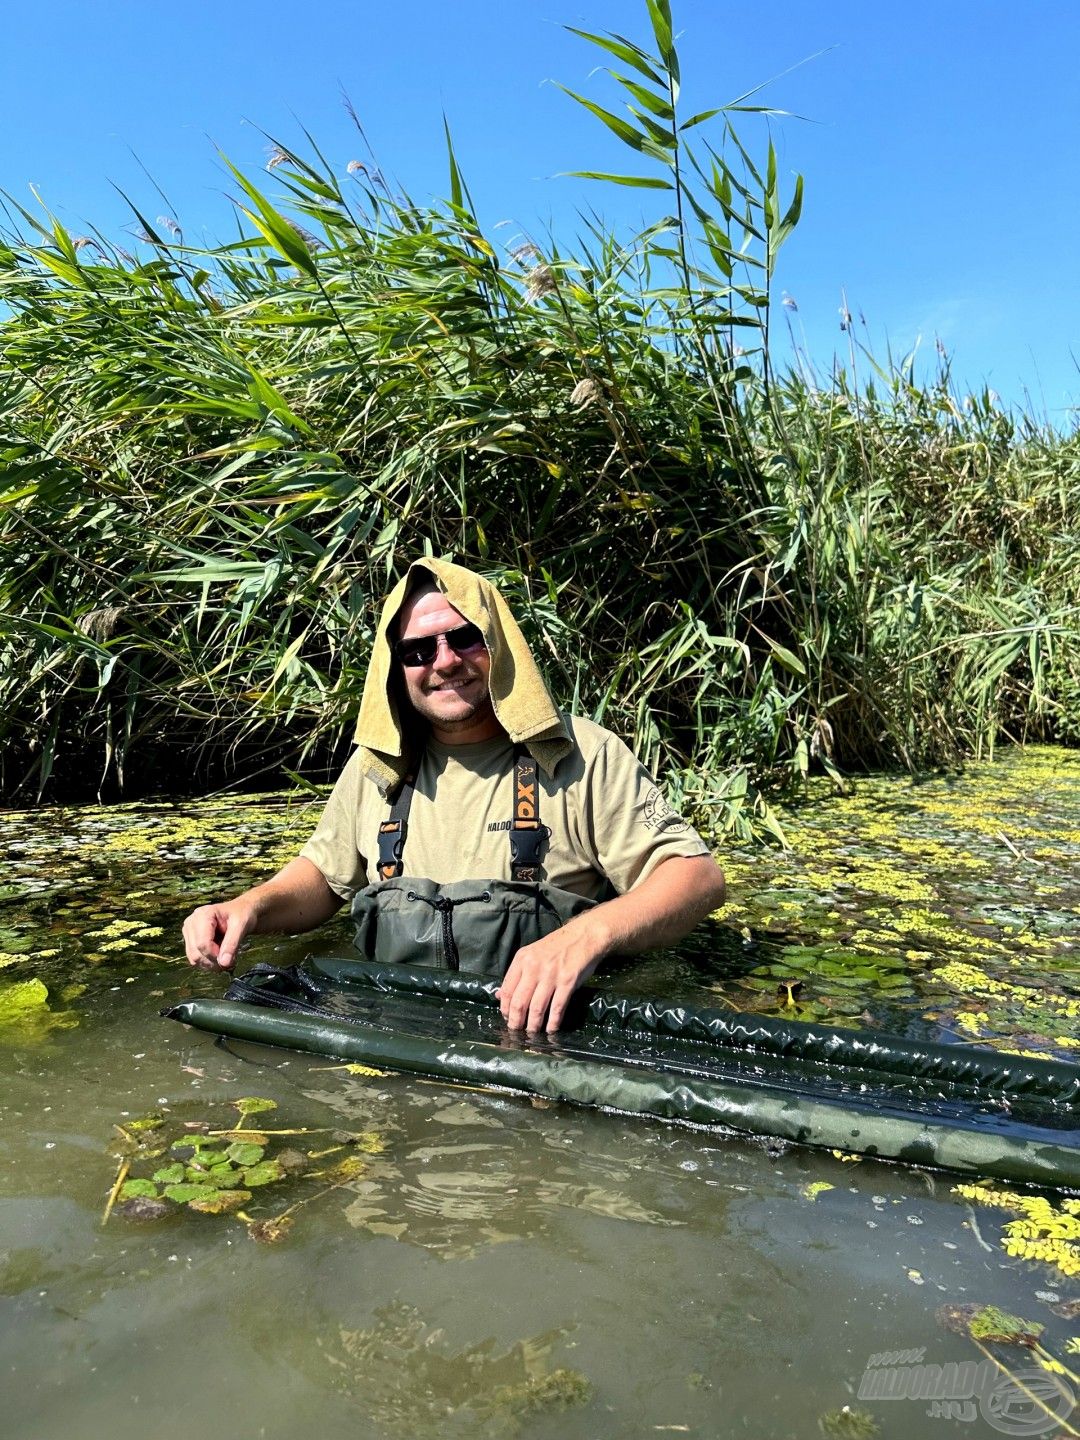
[377,776,414,880]
[377,748,547,883]
[510,747,547,883]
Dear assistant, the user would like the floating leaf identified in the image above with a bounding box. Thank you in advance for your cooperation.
[185,1149,227,1173]
[209,1163,245,1188]
[242,1160,286,1187]
[151,1163,186,1185]
[188,1188,251,1215]
[234,1097,277,1116]
[119,1178,159,1200]
[164,1183,209,1204]
[226,1142,265,1166]
[321,1156,366,1184]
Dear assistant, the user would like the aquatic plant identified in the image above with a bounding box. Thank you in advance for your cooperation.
[937,1300,1080,1437]
[710,748,1080,1039]
[330,1304,591,1437]
[0,977,78,1040]
[0,0,1077,831]
[817,1408,879,1439]
[103,1097,385,1240]
[953,1183,1080,1279]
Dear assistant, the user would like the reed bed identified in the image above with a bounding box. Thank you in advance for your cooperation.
[0,0,1077,834]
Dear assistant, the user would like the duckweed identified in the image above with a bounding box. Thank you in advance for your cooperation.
[953,1184,1080,1279]
[0,749,1077,1058]
[708,746,1080,1054]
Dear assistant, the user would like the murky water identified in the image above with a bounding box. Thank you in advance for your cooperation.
[1,749,1078,1438]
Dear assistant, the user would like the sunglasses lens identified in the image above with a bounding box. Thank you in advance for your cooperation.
[449,623,484,653]
[397,637,437,667]
[396,623,484,667]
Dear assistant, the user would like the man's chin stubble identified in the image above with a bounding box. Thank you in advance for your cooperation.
[421,695,495,732]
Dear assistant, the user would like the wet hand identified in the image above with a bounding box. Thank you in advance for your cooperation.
[182,899,257,971]
[496,925,604,1034]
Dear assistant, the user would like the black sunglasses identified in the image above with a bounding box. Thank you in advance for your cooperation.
[394,622,486,668]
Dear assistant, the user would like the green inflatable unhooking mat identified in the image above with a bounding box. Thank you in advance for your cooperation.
[163,957,1080,1189]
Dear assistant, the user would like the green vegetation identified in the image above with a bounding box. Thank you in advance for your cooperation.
[1,0,1077,824]
[103,1095,387,1239]
[332,1304,591,1436]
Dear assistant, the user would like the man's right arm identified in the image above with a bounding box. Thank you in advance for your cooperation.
[182,856,343,971]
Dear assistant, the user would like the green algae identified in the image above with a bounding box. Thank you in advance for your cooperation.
[818,1408,880,1439]
[1,749,1079,1058]
[0,791,325,1020]
[0,977,79,1041]
[708,745,1080,1056]
[331,1304,590,1437]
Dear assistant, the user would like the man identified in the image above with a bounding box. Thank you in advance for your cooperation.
[183,559,725,1032]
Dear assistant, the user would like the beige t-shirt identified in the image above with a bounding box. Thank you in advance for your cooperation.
[300,714,711,902]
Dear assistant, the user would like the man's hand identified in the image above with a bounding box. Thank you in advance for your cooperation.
[497,853,725,1034]
[183,898,259,971]
[496,921,605,1034]
[181,857,343,971]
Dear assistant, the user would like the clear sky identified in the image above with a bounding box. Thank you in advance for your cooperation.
[4,1,1078,422]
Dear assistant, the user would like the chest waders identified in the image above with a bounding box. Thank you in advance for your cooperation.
[349,747,596,977]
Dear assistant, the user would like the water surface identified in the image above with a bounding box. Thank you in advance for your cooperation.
[1,748,1078,1438]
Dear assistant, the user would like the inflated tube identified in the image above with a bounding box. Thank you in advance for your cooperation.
[163,957,1080,1189]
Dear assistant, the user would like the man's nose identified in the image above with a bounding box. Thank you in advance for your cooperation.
[431,636,463,669]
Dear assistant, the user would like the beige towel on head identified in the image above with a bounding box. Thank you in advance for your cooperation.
[353,558,572,793]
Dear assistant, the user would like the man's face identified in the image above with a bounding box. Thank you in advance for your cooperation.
[394,589,499,743]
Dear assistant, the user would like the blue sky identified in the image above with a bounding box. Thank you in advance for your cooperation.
[4,1,1078,421]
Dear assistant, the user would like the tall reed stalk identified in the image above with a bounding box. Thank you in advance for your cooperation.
[0,0,1077,835]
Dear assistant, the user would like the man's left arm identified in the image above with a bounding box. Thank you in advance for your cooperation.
[496,852,725,1033]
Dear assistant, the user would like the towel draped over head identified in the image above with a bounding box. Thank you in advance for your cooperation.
[353,558,572,793]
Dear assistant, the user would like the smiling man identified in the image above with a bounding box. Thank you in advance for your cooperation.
[182,559,725,1032]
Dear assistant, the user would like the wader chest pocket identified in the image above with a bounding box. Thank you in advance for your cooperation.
[350,877,595,977]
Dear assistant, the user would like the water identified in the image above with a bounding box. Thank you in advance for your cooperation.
[1,751,1078,1438]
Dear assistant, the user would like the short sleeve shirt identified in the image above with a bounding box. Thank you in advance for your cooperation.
[299,714,711,902]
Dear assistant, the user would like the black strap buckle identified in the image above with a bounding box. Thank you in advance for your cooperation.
[510,823,548,883]
[377,818,408,880]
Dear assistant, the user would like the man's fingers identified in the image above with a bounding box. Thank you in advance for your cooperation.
[495,966,520,1022]
[182,904,251,970]
[526,978,557,1034]
[182,910,219,968]
[498,932,599,1032]
[216,913,250,971]
[506,977,536,1031]
[544,982,576,1034]
[498,959,539,1031]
